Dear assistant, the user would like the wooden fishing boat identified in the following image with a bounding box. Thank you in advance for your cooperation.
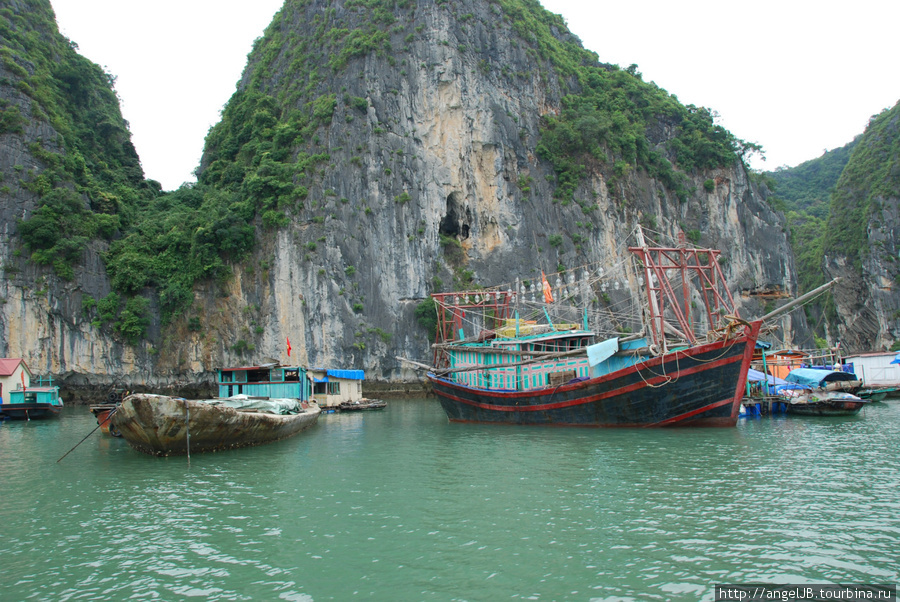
[0,386,64,419]
[424,231,763,427]
[111,394,321,456]
[783,390,868,416]
[1,360,63,420]
[856,387,896,402]
[777,368,869,416]
[338,398,386,411]
[113,363,320,456]
[89,404,122,436]
[0,379,63,420]
[89,389,129,436]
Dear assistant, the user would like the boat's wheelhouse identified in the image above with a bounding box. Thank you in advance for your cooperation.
[1,384,64,418]
[5,387,62,407]
[448,330,594,392]
[218,366,310,400]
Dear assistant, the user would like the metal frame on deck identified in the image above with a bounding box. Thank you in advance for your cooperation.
[431,290,516,367]
[629,236,737,349]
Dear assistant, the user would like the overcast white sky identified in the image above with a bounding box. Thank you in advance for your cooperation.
[51,0,900,191]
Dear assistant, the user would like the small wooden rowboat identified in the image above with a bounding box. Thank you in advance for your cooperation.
[111,393,320,456]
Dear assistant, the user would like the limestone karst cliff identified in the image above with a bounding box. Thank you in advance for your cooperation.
[0,0,165,395]
[823,101,900,351]
[1,0,812,397]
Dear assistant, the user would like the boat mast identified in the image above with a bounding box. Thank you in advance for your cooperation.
[635,225,667,353]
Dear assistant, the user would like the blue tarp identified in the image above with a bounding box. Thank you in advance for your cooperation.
[326,369,365,380]
[310,369,365,381]
[785,368,858,388]
[747,369,788,386]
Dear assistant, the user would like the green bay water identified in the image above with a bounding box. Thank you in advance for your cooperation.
[1,399,898,601]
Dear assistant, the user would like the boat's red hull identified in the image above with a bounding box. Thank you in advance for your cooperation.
[89,405,121,436]
[429,322,760,427]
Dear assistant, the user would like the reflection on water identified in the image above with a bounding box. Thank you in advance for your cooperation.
[1,400,898,600]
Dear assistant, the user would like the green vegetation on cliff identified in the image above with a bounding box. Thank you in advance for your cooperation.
[1,1,268,332]
[757,102,899,343]
[2,0,772,344]
[767,139,858,217]
[824,102,900,271]
[1,0,150,279]
[198,0,762,216]
[762,139,857,292]
[493,0,760,201]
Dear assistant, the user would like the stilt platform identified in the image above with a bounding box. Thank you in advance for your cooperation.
[741,396,789,416]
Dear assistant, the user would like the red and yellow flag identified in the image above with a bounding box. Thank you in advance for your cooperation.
[541,272,554,304]
[286,337,292,358]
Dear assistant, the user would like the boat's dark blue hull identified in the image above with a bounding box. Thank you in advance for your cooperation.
[0,403,62,419]
[428,322,760,427]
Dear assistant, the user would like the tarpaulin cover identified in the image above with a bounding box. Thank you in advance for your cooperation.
[201,396,303,415]
[747,369,788,385]
[326,369,365,380]
[785,368,858,388]
[587,338,618,367]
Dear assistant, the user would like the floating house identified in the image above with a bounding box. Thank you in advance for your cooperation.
[763,349,809,380]
[0,358,31,402]
[0,358,63,419]
[217,364,311,401]
[307,368,365,407]
[843,352,900,387]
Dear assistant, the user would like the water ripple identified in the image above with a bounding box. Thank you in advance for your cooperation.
[1,401,899,600]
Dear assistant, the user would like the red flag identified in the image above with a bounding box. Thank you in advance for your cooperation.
[286,337,292,357]
[541,272,554,304]
[20,370,26,391]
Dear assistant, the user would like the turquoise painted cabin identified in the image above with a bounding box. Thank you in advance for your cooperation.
[217,365,311,401]
[447,330,649,392]
[1,384,64,419]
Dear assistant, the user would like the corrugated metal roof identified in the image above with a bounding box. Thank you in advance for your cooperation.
[844,351,897,359]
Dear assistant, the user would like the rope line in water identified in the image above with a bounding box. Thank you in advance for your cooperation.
[57,407,117,463]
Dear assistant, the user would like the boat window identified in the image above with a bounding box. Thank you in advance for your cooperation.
[25,392,37,403]
[221,371,233,382]
[328,382,341,395]
[247,369,269,383]
[270,369,284,382]
[284,369,300,382]
[314,382,327,395]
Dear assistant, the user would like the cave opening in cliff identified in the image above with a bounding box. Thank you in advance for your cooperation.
[439,192,471,240]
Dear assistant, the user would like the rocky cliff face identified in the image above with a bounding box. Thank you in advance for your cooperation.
[0,0,809,397]
[0,0,167,396]
[824,102,900,351]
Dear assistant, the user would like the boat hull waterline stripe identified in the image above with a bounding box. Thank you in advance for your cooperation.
[431,344,746,413]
